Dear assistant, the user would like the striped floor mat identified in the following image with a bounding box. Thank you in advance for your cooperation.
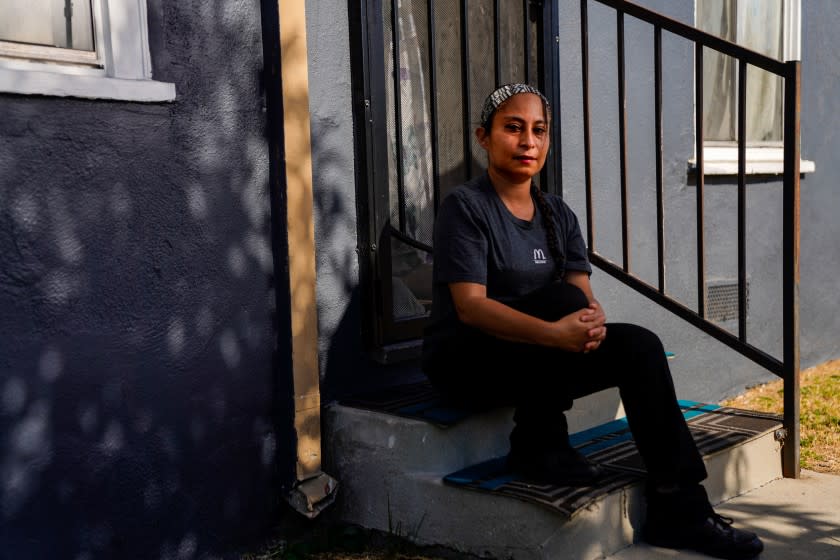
[443,456,643,518]
[443,402,782,518]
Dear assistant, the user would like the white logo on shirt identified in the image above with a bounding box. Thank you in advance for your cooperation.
[533,248,547,264]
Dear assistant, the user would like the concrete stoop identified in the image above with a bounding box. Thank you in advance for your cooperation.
[324,403,784,560]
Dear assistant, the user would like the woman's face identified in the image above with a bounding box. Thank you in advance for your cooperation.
[477,93,549,185]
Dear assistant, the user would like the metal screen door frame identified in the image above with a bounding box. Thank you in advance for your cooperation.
[350,0,561,361]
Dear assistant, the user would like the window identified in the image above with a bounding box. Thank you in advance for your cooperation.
[0,0,96,57]
[694,0,812,174]
[0,0,175,102]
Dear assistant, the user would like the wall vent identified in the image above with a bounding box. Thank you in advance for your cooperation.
[706,280,749,323]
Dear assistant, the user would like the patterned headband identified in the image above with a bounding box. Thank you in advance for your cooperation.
[479,83,551,127]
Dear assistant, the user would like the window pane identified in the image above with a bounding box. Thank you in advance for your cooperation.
[498,0,525,86]
[468,0,493,176]
[433,0,466,201]
[383,0,435,246]
[745,65,783,142]
[698,0,736,141]
[741,1,783,142]
[703,50,736,141]
[383,0,436,325]
[697,0,784,142]
[398,0,435,246]
[740,0,783,59]
[696,0,736,41]
[0,0,94,52]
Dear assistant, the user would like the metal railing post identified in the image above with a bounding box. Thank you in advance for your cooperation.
[654,25,665,293]
[617,11,630,272]
[580,0,595,249]
[694,44,706,318]
[782,60,802,479]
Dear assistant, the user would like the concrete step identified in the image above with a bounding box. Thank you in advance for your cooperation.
[327,388,628,475]
[324,400,784,560]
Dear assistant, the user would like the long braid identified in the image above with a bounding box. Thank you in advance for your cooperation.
[531,182,565,281]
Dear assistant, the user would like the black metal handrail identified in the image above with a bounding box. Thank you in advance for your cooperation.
[580,0,801,477]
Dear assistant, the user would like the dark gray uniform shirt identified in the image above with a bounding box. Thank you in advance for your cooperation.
[424,172,591,350]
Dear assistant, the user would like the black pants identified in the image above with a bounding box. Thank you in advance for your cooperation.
[422,281,707,486]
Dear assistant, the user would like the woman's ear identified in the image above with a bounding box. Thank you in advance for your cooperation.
[475,126,489,149]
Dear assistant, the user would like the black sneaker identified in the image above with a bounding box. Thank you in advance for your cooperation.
[643,512,764,560]
[507,446,604,486]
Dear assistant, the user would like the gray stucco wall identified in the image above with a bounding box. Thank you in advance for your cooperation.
[304,0,363,400]
[0,1,294,558]
[556,0,840,404]
[799,0,840,367]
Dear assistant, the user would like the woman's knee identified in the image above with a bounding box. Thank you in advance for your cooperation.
[511,281,590,320]
[607,323,665,356]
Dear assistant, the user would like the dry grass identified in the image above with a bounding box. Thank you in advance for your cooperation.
[723,358,840,474]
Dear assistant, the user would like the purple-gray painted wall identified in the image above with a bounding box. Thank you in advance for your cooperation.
[799,0,840,364]
[0,1,295,558]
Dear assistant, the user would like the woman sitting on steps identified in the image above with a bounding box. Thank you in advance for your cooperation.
[421,83,763,560]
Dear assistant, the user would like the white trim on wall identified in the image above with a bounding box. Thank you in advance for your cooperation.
[689,146,815,176]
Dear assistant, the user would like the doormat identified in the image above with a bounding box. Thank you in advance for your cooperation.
[339,380,482,427]
[443,456,643,518]
[443,402,781,517]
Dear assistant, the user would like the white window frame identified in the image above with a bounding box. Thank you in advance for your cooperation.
[692,0,813,175]
[0,0,175,102]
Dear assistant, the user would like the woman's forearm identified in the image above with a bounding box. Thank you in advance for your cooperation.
[455,294,561,346]
[449,282,604,351]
